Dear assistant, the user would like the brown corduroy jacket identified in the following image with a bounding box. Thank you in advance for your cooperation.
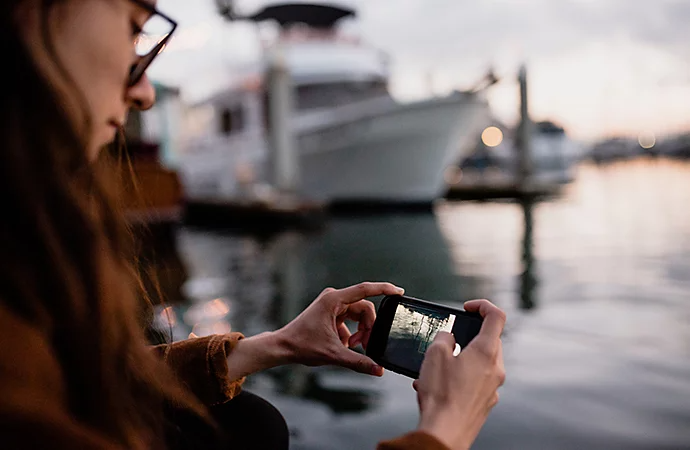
[0,304,448,449]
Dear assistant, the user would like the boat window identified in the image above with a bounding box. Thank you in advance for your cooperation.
[296,80,388,110]
[220,107,245,135]
[536,121,564,135]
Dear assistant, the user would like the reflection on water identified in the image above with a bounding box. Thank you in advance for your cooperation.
[271,368,380,415]
[153,159,690,449]
[520,197,537,310]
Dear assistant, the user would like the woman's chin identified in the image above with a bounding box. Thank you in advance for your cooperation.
[89,132,116,161]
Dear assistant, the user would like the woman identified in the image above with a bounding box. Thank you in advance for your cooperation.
[0,1,506,449]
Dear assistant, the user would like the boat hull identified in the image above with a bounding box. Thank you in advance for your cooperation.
[179,94,489,205]
[295,94,488,203]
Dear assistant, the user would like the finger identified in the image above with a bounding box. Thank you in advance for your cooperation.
[360,327,373,350]
[346,301,377,349]
[333,282,405,306]
[419,332,456,373]
[337,322,351,346]
[349,331,363,349]
[337,348,384,376]
[418,332,455,378]
[490,392,500,409]
[320,287,337,296]
[412,380,420,392]
[339,302,376,343]
[496,340,506,386]
[427,331,456,352]
[348,327,373,350]
[464,299,506,341]
[417,332,454,394]
[341,301,377,329]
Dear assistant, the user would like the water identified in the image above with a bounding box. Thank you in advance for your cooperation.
[156,159,690,449]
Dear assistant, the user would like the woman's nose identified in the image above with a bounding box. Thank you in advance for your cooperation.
[125,73,156,111]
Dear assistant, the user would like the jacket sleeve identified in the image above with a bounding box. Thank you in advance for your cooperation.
[151,333,246,406]
[377,431,451,450]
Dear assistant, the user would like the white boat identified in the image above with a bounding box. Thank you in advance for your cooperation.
[178,1,491,205]
[496,121,583,181]
[458,120,583,186]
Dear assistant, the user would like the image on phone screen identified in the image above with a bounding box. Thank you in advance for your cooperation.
[383,302,461,373]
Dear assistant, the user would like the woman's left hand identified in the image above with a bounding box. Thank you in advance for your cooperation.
[276,282,405,376]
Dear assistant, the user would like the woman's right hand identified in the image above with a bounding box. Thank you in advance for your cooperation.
[414,299,506,450]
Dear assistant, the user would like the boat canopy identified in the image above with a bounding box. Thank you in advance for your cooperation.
[249,1,356,27]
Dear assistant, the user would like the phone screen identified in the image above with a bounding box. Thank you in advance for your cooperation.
[382,301,481,376]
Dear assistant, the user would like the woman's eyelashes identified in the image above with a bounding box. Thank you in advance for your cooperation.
[130,20,143,39]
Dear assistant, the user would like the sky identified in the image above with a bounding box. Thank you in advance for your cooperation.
[149,0,690,141]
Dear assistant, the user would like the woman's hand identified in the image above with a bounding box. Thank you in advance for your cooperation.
[224,282,403,381]
[276,282,405,376]
[414,299,506,450]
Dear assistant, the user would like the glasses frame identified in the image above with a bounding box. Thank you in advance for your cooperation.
[128,0,178,87]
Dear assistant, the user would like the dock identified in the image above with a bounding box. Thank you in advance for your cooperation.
[183,197,328,233]
[445,169,566,201]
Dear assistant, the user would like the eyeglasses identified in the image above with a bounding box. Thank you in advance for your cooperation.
[128,0,178,87]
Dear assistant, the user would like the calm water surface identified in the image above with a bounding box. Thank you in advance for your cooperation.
[160,159,690,449]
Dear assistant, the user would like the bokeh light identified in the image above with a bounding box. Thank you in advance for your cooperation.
[638,131,656,149]
[183,298,231,325]
[481,126,504,147]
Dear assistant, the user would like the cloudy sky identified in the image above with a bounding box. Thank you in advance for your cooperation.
[149,0,690,141]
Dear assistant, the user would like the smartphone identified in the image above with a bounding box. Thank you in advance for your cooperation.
[366,295,483,379]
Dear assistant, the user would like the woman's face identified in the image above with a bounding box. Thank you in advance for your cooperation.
[18,0,158,159]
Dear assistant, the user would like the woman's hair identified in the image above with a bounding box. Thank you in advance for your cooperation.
[1,1,209,448]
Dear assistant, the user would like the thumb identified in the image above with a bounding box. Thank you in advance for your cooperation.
[337,348,384,377]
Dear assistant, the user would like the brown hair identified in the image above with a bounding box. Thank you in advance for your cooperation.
[1,1,209,448]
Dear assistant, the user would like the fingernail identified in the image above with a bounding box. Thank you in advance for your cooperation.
[396,287,405,294]
[372,365,383,375]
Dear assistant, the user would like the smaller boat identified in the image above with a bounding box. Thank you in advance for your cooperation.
[118,82,184,225]
[458,120,582,186]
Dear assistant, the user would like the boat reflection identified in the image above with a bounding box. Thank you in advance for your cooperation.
[270,212,488,320]
[519,197,538,310]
